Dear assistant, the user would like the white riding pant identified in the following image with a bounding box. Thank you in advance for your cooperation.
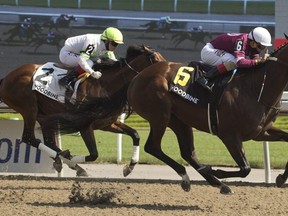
[59,46,93,68]
[201,43,237,66]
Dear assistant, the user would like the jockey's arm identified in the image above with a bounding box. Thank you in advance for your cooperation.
[78,53,102,79]
[78,53,94,74]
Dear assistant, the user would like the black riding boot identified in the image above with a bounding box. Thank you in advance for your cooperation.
[59,70,78,90]
[196,67,219,92]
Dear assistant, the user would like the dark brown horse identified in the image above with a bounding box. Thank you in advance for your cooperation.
[0,45,165,176]
[124,43,288,193]
[171,30,213,49]
[42,14,77,31]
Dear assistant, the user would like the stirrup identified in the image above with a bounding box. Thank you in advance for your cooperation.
[197,77,213,92]
[65,82,74,91]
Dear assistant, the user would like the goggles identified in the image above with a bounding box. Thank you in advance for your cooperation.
[110,41,119,47]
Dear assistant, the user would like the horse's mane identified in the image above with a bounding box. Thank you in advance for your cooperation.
[92,44,154,71]
[270,41,288,57]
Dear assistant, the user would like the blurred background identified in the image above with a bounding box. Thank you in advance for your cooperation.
[0,0,275,77]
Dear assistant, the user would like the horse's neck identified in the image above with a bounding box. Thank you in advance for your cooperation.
[236,63,288,108]
[260,63,288,106]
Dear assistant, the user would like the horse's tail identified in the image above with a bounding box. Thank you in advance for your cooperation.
[41,84,131,134]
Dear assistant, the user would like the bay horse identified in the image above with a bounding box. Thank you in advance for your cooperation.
[28,31,67,52]
[3,22,43,44]
[42,14,77,31]
[141,20,179,38]
[171,30,213,49]
[0,45,165,176]
[125,43,288,194]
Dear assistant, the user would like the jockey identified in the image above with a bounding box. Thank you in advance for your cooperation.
[158,16,171,29]
[58,27,124,90]
[196,27,272,91]
[59,14,70,21]
[46,31,55,43]
[21,17,32,29]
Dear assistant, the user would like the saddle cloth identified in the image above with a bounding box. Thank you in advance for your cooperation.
[169,62,235,135]
[32,62,68,103]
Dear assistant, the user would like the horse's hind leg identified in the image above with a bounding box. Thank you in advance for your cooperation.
[168,115,233,194]
[41,130,63,173]
[144,115,191,192]
[208,136,251,179]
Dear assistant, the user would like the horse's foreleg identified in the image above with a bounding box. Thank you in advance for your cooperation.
[254,125,288,141]
[254,125,287,187]
[78,125,98,163]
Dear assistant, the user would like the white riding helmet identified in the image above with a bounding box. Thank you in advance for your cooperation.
[248,27,272,47]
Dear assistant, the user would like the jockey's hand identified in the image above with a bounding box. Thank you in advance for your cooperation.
[90,71,102,79]
[259,50,270,63]
[259,58,267,64]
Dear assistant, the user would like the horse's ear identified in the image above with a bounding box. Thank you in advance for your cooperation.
[284,33,288,40]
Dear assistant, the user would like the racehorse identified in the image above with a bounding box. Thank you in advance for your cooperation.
[0,45,165,176]
[141,20,179,38]
[124,42,288,193]
[42,14,77,31]
[171,30,213,49]
[28,31,67,52]
[3,23,43,43]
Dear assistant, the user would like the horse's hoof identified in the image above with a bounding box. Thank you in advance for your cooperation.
[181,180,190,192]
[76,167,88,177]
[123,164,133,177]
[220,185,234,195]
[180,174,191,192]
[123,163,136,177]
[276,174,287,188]
[75,164,88,177]
[53,157,63,173]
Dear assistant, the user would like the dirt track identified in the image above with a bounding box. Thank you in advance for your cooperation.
[0,176,287,216]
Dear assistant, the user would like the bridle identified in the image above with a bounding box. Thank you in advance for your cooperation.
[123,51,158,74]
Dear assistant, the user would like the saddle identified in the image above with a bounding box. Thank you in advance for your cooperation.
[169,61,235,134]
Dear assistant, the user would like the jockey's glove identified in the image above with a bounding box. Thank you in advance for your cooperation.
[90,71,102,79]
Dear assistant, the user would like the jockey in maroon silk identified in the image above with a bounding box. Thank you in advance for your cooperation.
[197,27,272,92]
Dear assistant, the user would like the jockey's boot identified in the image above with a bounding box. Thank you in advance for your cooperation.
[59,70,78,91]
[196,67,219,92]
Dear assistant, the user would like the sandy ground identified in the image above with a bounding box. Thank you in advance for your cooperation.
[0,175,287,216]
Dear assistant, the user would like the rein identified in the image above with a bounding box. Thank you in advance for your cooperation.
[123,51,156,74]
[124,59,140,74]
[267,56,288,68]
[257,57,287,110]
